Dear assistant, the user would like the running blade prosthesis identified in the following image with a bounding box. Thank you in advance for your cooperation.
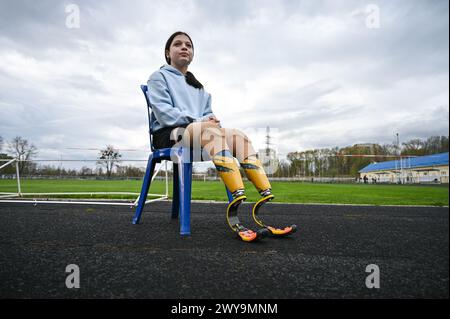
[252,194,297,237]
[226,195,269,242]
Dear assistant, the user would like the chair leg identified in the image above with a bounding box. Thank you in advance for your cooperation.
[132,153,157,224]
[171,163,180,219]
[177,155,192,235]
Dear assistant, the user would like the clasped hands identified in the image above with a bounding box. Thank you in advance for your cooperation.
[204,115,221,127]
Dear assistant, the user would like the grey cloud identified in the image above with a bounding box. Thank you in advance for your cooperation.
[278,104,449,153]
[0,0,448,166]
[265,103,364,133]
[57,74,107,94]
[227,79,359,130]
[0,0,139,57]
[256,80,340,113]
[204,0,449,90]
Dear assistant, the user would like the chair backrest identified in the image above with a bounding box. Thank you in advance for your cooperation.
[140,85,156,151]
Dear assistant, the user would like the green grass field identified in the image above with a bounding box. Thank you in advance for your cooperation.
[0,179,448,206]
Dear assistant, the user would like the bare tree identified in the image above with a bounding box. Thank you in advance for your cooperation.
[97,145,122,178]
[0,135,3,151]
[7,136,38,173]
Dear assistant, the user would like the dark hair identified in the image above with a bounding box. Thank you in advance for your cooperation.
[164,31,204,89]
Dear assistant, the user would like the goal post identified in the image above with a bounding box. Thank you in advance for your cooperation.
[0,158,170,206]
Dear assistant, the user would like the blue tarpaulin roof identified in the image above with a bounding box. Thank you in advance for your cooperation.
[359,152,449,173]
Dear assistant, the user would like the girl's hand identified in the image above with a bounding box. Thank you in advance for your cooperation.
[207,115,220,123]
[207,116,221,127]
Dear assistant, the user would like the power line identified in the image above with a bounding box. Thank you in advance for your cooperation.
[65,147,146,152]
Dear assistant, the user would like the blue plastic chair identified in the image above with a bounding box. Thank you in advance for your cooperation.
[132,85,233,235]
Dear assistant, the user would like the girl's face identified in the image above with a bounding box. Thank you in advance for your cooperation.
[166,34,193,69]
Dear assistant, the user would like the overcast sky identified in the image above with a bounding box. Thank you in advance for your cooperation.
[0,0,448,169]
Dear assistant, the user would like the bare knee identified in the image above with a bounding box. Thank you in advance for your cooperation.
[204,125,225,137]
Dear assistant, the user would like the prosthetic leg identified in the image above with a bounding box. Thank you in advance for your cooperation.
[212,150,267,242]
[241,156,297,237]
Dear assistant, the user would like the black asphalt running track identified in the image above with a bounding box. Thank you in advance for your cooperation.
[0,201,448,299]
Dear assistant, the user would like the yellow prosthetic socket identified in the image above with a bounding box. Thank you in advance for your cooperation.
[240,156,272,196]
[212,150,244,197]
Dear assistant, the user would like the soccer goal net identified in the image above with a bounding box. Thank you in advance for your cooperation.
[0,158,170,207]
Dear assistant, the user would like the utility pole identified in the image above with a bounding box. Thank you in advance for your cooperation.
[265,126,271,156]
[264,126,272,174]
[59,153,62,179]
[396,133,403,184]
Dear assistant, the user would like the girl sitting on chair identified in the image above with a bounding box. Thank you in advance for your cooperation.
[147,31,296,242]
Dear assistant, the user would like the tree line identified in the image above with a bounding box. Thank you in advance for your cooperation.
[0,135,448,178]
[276,135,449,178]
[0,137,136,177]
